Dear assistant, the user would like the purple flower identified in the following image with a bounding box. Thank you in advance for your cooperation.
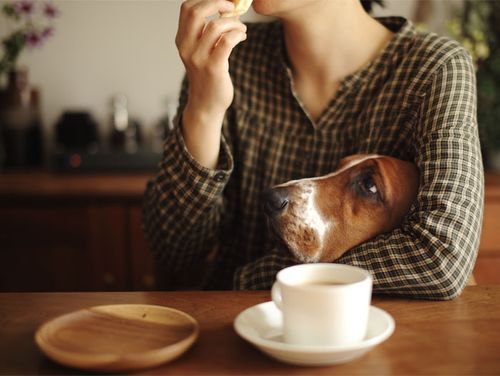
[25,29,43,48]
[43,2,59,18]
[14,0,35,16]
[41,26,54,40]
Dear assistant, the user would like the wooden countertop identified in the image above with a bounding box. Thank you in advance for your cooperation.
[1,288,499,375]
[485,172,500,199]
[0,170,153,200]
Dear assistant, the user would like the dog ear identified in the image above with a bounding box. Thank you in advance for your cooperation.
[336,154,371,170]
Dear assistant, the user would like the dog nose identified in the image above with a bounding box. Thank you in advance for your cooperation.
[263,188,289,215]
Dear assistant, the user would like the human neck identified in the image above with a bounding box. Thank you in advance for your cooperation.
[280,3,393,92]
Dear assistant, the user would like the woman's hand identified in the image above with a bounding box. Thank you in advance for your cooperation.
[176,0,247,168]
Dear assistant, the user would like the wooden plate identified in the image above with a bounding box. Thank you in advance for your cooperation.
[35,304,199,372]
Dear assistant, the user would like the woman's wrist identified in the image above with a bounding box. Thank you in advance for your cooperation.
[183,101,226,132]
[181,104,224,170]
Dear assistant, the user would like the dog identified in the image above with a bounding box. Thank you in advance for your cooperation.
[263,154,419,263]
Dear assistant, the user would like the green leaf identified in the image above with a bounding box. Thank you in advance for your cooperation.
[2,3,20,21]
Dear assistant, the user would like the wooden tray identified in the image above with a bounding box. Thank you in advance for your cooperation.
[35,304,199,372]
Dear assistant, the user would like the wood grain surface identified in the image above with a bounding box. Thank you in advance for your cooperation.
[35,304,198,372]
[1,288,500,375]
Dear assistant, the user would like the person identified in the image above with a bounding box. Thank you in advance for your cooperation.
[143,0,484,299]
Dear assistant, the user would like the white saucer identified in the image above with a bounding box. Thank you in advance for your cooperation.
[234,301,395,366]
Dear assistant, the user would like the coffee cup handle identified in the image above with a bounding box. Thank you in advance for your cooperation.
[271,282,283,310]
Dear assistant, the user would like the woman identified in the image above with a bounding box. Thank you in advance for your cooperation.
[143,0,483,299]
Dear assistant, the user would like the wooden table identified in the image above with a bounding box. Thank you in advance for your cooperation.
[1,288,499,375]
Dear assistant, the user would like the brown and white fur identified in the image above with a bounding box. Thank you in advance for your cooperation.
[263,154,419,263]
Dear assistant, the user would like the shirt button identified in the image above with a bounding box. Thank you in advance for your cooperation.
[214,172,226,182]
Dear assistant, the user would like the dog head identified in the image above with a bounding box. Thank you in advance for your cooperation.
[264,154,419,263]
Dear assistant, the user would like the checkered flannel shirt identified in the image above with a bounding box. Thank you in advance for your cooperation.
[143,17,484,299]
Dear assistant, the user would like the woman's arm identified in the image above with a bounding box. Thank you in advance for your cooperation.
[336,50,483,300]
[143,76,234,274]
[142,0,246,277]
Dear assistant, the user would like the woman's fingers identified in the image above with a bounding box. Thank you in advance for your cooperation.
[194,17,246,61]
[211,29,247,65]
[177,0,234,53]
[174,0,247,122]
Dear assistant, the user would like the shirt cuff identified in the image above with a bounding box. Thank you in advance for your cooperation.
[171,117,234,188]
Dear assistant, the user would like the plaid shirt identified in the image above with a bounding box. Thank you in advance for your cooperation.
[143,17,484,299]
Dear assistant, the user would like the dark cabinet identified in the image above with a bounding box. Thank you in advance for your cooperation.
[0,205,129,291]
[0,172,155,292]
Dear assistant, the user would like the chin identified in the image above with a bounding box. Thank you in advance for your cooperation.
[251,0,294,17]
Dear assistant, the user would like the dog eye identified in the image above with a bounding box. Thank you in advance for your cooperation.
[358,175,379,197]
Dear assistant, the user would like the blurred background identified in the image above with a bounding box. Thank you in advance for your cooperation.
[0,0,499,292]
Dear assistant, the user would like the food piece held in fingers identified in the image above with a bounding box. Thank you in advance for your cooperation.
[222,0,253,17]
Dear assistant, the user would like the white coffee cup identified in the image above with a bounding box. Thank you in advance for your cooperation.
[271,263,373,347]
